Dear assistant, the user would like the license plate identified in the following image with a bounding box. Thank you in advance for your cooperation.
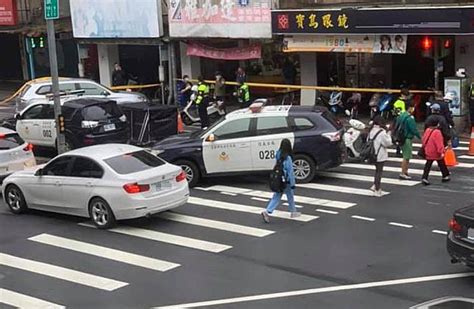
[155,180,172,191]
[103,124,116,132]
[468,228,474,241]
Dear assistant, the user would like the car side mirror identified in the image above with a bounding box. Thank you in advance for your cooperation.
[14,113,20,120]
[206,134,216,142]
[34,168,43,176]
[101,91,110,96]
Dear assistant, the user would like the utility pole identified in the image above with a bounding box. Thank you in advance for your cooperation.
[44,0,66,153]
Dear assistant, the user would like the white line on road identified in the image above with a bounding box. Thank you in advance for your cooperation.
[413,143,469,151]
[160,212,274,237]
[0,288,65,309]
[0,253,128,291]
[386,157,474,168]
[29,233,180,272]
[220,192,237,196]
[283,202,304,209]
[388,222,413,229]
[188,197,318,222]
[154,272,474,308]
[341,163,443,176]
[459,155,474,160]
[432,230,448,235]
[317,172,419,186]
[351,215,375,222]
[316,209,339,215]
[251,197,269,202]
[298,183,390,197]
[79,223,231,253]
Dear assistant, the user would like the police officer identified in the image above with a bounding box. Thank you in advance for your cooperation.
[237,80,251,108]
[196,76,210,129]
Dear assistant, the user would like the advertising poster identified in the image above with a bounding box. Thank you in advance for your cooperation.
[0,0,17,26]
[444,78,462,116]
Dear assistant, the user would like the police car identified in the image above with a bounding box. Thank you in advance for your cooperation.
[152,103,345,187]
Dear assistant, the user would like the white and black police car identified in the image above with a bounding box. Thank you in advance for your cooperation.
[152,102,345,187]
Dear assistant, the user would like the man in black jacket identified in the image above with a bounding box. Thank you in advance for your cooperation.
[112,63,129,86]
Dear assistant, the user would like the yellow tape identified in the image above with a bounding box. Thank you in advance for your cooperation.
[110,83,161,91]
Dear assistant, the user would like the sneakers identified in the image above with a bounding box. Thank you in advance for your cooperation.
[373,190,383,197]
[399,174,412,180]
[261,211,270,223]
[290,212,301,218]
[442,176,451,182]
[370,184,376,192]
[422,179,431,186]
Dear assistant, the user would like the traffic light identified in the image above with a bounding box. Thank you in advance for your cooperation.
[422,36,433,50]
[58,115,65,133]
[443,39,452,49]
[30,37,36,49]
[39,37,45,48]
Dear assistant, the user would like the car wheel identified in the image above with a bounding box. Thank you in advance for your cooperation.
[293,154,316,183]
[5,185,28,214]
[175,160,200,188]
[89,197,116,229]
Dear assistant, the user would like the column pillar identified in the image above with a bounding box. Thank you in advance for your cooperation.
[97,44,119,87]
[299,52,318,106]
[180,42,201,79]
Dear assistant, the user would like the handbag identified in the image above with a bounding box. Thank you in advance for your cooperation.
[418,129,436,159]
[451,128,459,148]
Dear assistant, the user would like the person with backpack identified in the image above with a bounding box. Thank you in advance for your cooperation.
[421,117,451,185]
[261,139,301,223]
[395,106,420,180]
[368,116,393,197]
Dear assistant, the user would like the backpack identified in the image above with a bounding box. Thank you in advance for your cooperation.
[360,130,383,164]
[393,116,408,144]
[269,157,287,193]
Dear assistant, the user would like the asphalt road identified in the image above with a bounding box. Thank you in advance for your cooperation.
[1,140,474,308]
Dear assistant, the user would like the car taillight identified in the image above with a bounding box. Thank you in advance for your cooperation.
[81,120,99,128]
[23,143,34,152]
[448,218,462,233]
[322,131,341,142]
[123,183,150,194]
[176,170,187,182]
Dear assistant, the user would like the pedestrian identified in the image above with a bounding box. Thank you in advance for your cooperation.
[369,116,393,197]
[236,67,247,84]
[214,71,226,113]
[111,63,129,86]
[421,117,451,185]
[396,105,421,180]
[177,75,193,110]
[195,76,210,129]
[282,58,297,85]
[236,80,251,108]
[393,88,410,157]
[261,139,301,223]
[424,103,451,146]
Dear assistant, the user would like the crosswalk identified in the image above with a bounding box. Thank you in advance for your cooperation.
[1,139,472,307]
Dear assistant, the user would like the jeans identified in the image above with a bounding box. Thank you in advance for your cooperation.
[374,162,385,190]
[266,185,297,214]
[422,159,450,180]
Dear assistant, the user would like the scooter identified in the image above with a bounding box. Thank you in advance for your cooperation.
[343,119,367,161]
[180,86,225,126]
[378,94,394,119]
[345,92,362,119]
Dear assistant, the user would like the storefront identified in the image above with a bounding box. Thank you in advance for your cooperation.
[272,6,474,105]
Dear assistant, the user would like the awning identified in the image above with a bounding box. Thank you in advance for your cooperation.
[186,42,262,60]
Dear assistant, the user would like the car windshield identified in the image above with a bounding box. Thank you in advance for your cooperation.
[82,102,123,120]
[193,117,226,138]
[0,133,25,150]
[104,150,166,174]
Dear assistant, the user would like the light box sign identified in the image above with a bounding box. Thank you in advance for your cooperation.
[169,0,272,38]
[70,0,163,38]
[0,0,17,26]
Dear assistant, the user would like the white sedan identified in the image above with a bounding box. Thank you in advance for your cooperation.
[0,127,36,182]
[2,144,189,229]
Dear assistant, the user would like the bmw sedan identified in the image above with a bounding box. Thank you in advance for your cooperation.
[2,144,189,228]
[0,127,36,184]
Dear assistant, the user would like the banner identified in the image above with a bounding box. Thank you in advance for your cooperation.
[0,0,17,26]
[187,43,261,60]
[169,0,272,38]
[284,35,407,54]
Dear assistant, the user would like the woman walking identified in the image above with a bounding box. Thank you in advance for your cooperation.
[421,118,451,185]
[369,116,393,197]
[261,139,301,223]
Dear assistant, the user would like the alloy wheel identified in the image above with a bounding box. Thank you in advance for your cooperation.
[293,159,311,180]
[181,165,194,183]
[7,188,22,211]
[91,201,109,226]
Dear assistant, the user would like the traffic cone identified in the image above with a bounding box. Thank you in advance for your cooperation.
[177,113,184,134]
[444,147,458,167]
[468,127,474,156]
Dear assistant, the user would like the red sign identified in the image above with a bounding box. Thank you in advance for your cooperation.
[0,0,17,26]
[186,43,261,60]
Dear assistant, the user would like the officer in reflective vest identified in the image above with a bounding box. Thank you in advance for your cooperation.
[237,81,251,108]
[196,76,210,128]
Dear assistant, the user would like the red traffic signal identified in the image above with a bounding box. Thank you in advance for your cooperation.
[422,37,433,50]
[443,39,453,49]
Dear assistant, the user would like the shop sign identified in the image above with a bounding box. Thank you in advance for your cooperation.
[186,42,261,60]
[273,7,474,35]
[169,0,272,38]
[284,35,407,54]
[0,0,17,26]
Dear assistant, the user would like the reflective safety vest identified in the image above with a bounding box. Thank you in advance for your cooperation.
[393,99,406,112]
[196,82,209,105]
[239,83,250,103]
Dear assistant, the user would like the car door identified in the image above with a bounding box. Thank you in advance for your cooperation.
[202,117,254,173]
[36,104,56,147]
[250,116,295,171]
[26,156,73,211]
[16,104,46,145]
[77,82,109,98]
[60,156,104,216]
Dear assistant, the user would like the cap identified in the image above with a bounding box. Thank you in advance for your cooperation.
[430,103,441,111]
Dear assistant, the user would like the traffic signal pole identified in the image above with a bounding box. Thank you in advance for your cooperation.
[45,2,66,154]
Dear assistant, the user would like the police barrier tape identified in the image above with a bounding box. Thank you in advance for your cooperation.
[109,83,161,91]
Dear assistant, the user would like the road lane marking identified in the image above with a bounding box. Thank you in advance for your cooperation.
[389,222,413,229]
[199,185,356,209]
[298,183,390,197]
[351,215,375,222]
[0,253,128,291]
[341,163,442,176]
[0,288,65,309]
[283,202,304,209]
[317,172,419,186]
[316,209,339,215]
[386,157,474,168]
[160,212,274,237]
[154,272,474,308]
[412,143,469,151]
[432,230,448,235]
[251,197,269,202]
[188,197,318,222]
[459,155,474,160]
[28,233,180,272]
[79,223,231,253]
[220,192,237,196]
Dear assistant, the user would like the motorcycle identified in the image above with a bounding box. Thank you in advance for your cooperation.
[180,85,226,126]
[345,92,362,119]
[343,119,367,161]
